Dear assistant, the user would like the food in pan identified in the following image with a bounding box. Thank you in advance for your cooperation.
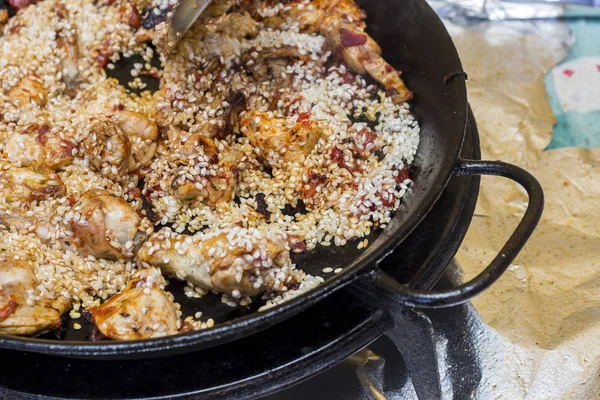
[0,0,419,340]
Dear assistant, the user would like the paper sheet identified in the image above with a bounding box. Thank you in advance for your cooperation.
[446,19,600,399]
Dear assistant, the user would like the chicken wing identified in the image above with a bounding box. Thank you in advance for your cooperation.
[113,110,159,173]
[55,3,82,94]
[82,110,158,178]
[71,189,148,260]
[269,0,412,103]
[0,259,70,335]
[88,268,181,340]
[137,227,298,298]
[8,75,48,108]
[5,124,76,170]
[145,134,240,208]
[0,162,66,203]
[240,111,322,167]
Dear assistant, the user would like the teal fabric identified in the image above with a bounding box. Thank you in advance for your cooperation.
[544,11,600,150]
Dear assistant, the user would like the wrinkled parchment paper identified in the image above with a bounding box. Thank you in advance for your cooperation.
[446,20,600,399]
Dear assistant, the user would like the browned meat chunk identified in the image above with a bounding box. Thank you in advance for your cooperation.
[0,259,70,335]
[137,228,299,298]
[71,189,148,260]
[241,111,322,167]
[88,268,180,340]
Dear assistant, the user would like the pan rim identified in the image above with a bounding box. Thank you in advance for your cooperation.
[0,0,468,357]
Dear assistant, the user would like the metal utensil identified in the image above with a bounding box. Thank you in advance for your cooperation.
[161,0,213,54]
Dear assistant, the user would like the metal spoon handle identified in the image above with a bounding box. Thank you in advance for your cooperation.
[163,0,213,54]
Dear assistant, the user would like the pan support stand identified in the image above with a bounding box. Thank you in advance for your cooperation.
[350,281,442,400]
[384,305,442,400]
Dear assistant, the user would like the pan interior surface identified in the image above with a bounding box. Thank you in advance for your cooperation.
[0,0,467,358]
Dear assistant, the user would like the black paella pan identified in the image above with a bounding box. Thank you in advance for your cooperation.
[0,0,544,359]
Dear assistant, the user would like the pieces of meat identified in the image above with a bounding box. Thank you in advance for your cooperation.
[82,110,158,178]
[270,0,412,103]
[0,259,70,335]
[240,111,322,167]
[7,0,38,11]
[0,10,9,27]
[0,162,66,203]
[83,119,131,177]
[144,134,241,208]
[137,227,298,298]
[179,135,239,205]
[320,17,412,103]
[0,211,56,243]
[71,189,148,260]
[55,3,82,93]
[56,31,82,92]
[112,110,159,173]
[88,268,181,340]
[8,75,48,107]
[5,124,77,170]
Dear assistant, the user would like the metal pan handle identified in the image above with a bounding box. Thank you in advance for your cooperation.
[371,158,544,308]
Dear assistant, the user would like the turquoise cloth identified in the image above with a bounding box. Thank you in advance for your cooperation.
[544,10,600,150]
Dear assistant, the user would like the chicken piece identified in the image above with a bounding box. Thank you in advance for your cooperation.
[270,0,412,103]
[262,1,324,33]
[5,124,76,170]
[88,268,180,340]
[145,135,240,208]
[57,32,82,93]
[83,119,131,177]
[0,212,57,244]
[83,110,158,177]
[71,189,147,260]
[177,135,239,205]
[55,4,82,93]
[0,259,70,335]
[206,10,258,38]
[320,17,412,103]
[0,9,8,27]
[8,75,48,107]
[113,110,159,172]
[263,0,365,33]
[137,228,298,298]
[240,111,322,167]
[0,162,66,203]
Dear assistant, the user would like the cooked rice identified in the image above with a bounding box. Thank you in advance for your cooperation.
[0,0,419,331]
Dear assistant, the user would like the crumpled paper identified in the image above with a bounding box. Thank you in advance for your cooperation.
[270,14,598,400]
[446,19,600,399]
[427,0,599,20]
[428,0,566,20]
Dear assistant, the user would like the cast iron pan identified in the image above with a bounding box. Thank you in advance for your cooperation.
[0,0,544,359]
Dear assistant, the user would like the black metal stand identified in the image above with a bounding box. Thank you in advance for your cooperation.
[350,277,442,400]
[385,306,441,399]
